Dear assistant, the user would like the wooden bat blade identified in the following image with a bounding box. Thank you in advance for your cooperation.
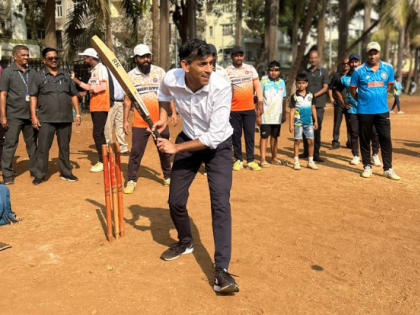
[90,35,151,118]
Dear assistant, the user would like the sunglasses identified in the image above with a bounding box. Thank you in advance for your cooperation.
[46,57,60,61]
[269,67,280,71]
[342,63,349,66]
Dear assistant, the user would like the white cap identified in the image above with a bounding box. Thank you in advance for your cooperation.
[78,48,99,59]
[366,42,381,52]
[132,44,152,57]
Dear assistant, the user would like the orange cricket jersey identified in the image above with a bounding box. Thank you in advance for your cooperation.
[89,63,110,112]
[226,63,259,112]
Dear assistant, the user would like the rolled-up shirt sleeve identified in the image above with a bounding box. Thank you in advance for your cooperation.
[198,84,232,149]
[157,74,173,102]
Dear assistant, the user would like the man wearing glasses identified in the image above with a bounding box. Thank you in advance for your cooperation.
[0,45,38,185]
[29,48,81,185]
[303,50,329,162]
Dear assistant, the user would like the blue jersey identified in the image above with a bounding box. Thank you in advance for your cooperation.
[289,91,316,126]
[350,61,395,114]
[394,81,402,96]
[261,77,286,124]
[341,73,358,114]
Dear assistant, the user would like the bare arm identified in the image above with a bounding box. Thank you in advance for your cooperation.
[328,89,334,103]
[0,91,7,128]
[30,96,40,130]
[349,86,358,102]
[72,96,81,126]
[387,84,393,93]
[289,108,295,133]
[314,84,328,98]
[335,90,346,107]
[72,77,91,91]
[123,95,132,135]
[253,79,263,113]
[170,101,178,126]
[282,98,287,124]
[311,105,318,130]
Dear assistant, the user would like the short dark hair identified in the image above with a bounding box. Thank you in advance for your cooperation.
[268,60,281,69]
[296,72,308,82]
[42,47,59,58]
[179,39,212,63]
[12,45,29,56]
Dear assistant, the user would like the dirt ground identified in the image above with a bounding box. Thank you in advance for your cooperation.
[0,95,419,315]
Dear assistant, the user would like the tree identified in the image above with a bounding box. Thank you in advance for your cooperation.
[152,0,160,65]
[44,0,57,48]
[160,0,170,70]
[235,0,243,46]
[337,0,350,60]
[188,0,196,39]
[317,0,327,64]
[267,0,278,62]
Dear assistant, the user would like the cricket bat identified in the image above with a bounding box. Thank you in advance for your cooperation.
[91,35,163,140]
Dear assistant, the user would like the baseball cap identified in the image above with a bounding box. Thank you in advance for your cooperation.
[366,42,381,52]
[348,53,361,61]
[132,44,152,57]
[78,48,98,58]
[208,44,217,54]
[231,46,244,55]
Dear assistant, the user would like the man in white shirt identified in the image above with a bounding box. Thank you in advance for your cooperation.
[152,39,239,294]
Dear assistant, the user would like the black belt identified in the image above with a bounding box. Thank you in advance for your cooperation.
[115,100,124,102]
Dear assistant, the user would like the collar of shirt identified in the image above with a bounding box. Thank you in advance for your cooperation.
[43,68,65,77]
[175,71,210,94]
[296,90,310,97]
[308,65,321,72]
[134,65,155,76]
[364,60,383,72]
[11,62,30,73]
[268,76,280,82]
[90,63,102,73]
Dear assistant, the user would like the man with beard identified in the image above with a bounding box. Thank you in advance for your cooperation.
[29,48,81,185]
[152,39,238,294]
[329,58,351,150]
[302,50,329,162]
[123,44,173,193]
[0,45,37,184]
[350,42,400,180]
[226,46,263,171]
[72,48,110,173]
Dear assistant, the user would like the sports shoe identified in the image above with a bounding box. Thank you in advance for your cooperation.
[3,177,14,185]
[293,161,301,170]
[383,168,401,180]
[260,161,270,168]
[232,160,243,171]
[160,242,194,261]
[361,165,372,178]
[398,111,404,114]
[214,268,239,293]
[123,180,137,194]
[120,150,130,156]
[307,161,319,170]
[372,154,382,167]
[390,110,395,114]
[163,177,171,187]
[60,174,78,182]
[90,162,104,173]
[350,156,360,165]
[247,161,262,171]
[32,178,44,185]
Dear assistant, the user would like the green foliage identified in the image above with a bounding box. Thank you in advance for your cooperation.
[15,0,45,40]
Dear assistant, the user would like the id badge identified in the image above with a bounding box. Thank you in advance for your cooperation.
[25,92,30,102]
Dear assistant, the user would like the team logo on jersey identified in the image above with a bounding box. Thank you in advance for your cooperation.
[307,95,312,101]
[365,75,370,79]
[153,78,158,83]
[381,72,387,79]
[245,71,249,74]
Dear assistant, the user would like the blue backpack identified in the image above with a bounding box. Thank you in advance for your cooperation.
[0,184,19,225]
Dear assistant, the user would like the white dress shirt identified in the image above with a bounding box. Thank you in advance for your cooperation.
[158,68,233,149]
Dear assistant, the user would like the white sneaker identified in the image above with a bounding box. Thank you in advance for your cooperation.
[307,161,319,170]
[372,154,382,167]
[350,156,360,165]
[361,165,372,178]
[389,110,395,114]
[90,162,104,173]
[124,180,137,194]
[293,161,301,170]
[398,111,404,114]
[383,168,401,180]
[163,177,171,187]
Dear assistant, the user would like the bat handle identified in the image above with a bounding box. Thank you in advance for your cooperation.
[146,118,172,160]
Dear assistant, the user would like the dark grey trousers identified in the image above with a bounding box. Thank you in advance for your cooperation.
[33,122,72,179]
[168,132,233,270]
[332,105,351,146]
[1,118,37,179]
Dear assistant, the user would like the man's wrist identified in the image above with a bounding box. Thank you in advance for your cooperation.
[76,114,81,117]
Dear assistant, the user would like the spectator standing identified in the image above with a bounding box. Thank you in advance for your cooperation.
[390,77,404,114]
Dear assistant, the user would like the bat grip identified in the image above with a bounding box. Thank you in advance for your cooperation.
[146,118,172,160]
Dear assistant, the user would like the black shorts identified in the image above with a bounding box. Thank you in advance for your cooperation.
[260,124,281,139]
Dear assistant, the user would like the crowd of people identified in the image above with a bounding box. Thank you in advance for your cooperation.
[0,39,404,293]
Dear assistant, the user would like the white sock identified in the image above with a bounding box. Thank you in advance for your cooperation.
[309,157,314,163]
[294,156,299,162]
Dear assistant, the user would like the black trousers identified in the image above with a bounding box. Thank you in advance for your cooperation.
[332,105,351,146]
[230,110,256,162]
[1,118,37,179]
[91,111,108,163]
[303,107,324,158]
[33,122,72,179]
[391,95,401,111]
[0,126,6,168]
[358,113,392,170]
[168,132,233,270]
[127,126,171,181]
[348,114,380,157]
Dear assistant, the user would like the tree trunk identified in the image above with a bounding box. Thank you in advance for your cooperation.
[414,47,419,82]
[397,26,405,81]
[160,0,170,70]
[286,0,317,95]
[362,1,372,49]
[317,0,326,65]
[152,0,160,65]
[235,0,243,46]
[44,0,57,48]
[384,35,390,63]
[404,48,413,94]
[268,0,278,62]
[264,0,270,54]
[337,0,349,60]
[188,0,196,39]
[105,1,113,52]
[291,3,298,60]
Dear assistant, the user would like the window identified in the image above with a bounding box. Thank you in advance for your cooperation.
[222,24,233,36]
[56,30,63,49]
[56,1,63,17]
[246,51,252,61]
[209,26,213,37]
